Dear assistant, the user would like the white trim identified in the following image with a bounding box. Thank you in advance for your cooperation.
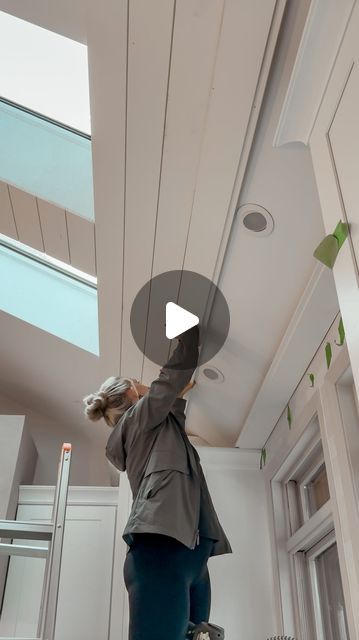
[195,446,259,471]
[107,446,260,475]
[210,0,287,286]
[236,265,339,449]
[266,395,340,638]
[263,391,320,482]
[274,0,356,146]
[269,478,296,635]
[286,500,333,555]
[317,379,359,638]
[306,530,339,640]
[108,473,132,640]
[17,485,119,506]
[293,551,315,640]
[281,428,322,486]
[306,528,336,559]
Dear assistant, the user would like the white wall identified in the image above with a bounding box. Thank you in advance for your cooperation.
[0,392,112,486]
[202,449,276,639]
[0,414,37,612]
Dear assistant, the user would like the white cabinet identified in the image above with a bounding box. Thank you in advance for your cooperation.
[0,486,119,640]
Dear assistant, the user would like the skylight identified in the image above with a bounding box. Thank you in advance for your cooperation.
[0,233,97,287]
[0,239,99,355]
[0,11,91,134]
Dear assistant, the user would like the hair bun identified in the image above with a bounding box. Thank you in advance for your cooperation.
[83,392,107,421]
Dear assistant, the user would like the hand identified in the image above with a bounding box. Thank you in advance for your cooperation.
[131,379,150,398]
[176,324,200,343]
[178,380,196,398]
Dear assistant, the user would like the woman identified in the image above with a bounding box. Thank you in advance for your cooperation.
[83,325,232,640]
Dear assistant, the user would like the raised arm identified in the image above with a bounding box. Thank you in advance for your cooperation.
[124,325,199,432]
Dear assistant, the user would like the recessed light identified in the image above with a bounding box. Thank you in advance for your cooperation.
[199,366,224,383]
[236,203,274,237]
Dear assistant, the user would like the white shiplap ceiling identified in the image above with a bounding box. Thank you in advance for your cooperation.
[0,0,340,484]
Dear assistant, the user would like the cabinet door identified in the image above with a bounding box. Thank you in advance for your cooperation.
[0,503,116,640]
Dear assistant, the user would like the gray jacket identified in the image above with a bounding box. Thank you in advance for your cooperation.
[105,326,232,557]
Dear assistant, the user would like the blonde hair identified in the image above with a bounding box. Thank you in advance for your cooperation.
[83,376,134,427]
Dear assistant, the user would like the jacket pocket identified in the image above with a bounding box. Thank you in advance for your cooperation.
[143,469,174,499]
[143,449,190,499]
[144,449,190,476]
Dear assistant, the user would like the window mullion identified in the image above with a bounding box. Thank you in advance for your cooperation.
[293,551,316,640]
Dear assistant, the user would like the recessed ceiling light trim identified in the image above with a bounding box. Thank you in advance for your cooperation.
[199,366,225,384]
[236,203,274,237]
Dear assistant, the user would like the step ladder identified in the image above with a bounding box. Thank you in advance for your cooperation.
[0,443,72,640]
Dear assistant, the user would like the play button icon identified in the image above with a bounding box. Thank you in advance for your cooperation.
[165,302,199,339]
[130,269,230,369]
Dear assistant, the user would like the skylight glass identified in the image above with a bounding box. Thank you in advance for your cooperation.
[0,233,97,287]
[0,11,91,134]
[0,100,94,218]
[0,242,99,355]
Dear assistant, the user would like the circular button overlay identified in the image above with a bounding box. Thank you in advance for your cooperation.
[130,269,230,370]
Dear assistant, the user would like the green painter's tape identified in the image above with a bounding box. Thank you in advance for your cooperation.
[335,317,345,346]
[287,405,292,429]
[333,221,349,249]
[313,235,338,268]
[325,342,332,369]
[313,220,349,269]
[260,447,267,470]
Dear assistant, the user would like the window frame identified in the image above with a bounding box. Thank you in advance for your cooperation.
[265,385,354,639]
[306,530,345,640]
[264,340,359,640]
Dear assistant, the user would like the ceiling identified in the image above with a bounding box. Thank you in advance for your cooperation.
[0,0,340,484]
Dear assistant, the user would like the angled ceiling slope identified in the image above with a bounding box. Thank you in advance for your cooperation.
[0,0,288,453]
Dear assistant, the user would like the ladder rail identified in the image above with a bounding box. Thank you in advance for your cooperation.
[0,521,52,541]
[0,443,72,640]
[0,543,48,559]
[37,443,71,640]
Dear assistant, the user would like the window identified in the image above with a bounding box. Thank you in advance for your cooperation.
[0,12,94,219]
[307,534,349,640]
[284,419,330,535]
[305,463,330,517]
[0,241,99,354]
[272,416,350,640]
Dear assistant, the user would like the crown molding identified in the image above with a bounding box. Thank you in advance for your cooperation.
[274,0,355,147]
[195,446,260,471]
[236,264,339,449]
[18,485,119,506]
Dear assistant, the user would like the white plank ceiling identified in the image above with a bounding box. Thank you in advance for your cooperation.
[0,0,341,483]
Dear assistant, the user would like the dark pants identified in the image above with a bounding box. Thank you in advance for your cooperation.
[123,533,213,640]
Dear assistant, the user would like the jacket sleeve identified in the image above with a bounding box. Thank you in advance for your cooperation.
[170,397,187,429]
[123,325,199,433]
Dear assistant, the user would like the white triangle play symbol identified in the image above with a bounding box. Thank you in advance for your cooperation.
[165,302,199,339]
